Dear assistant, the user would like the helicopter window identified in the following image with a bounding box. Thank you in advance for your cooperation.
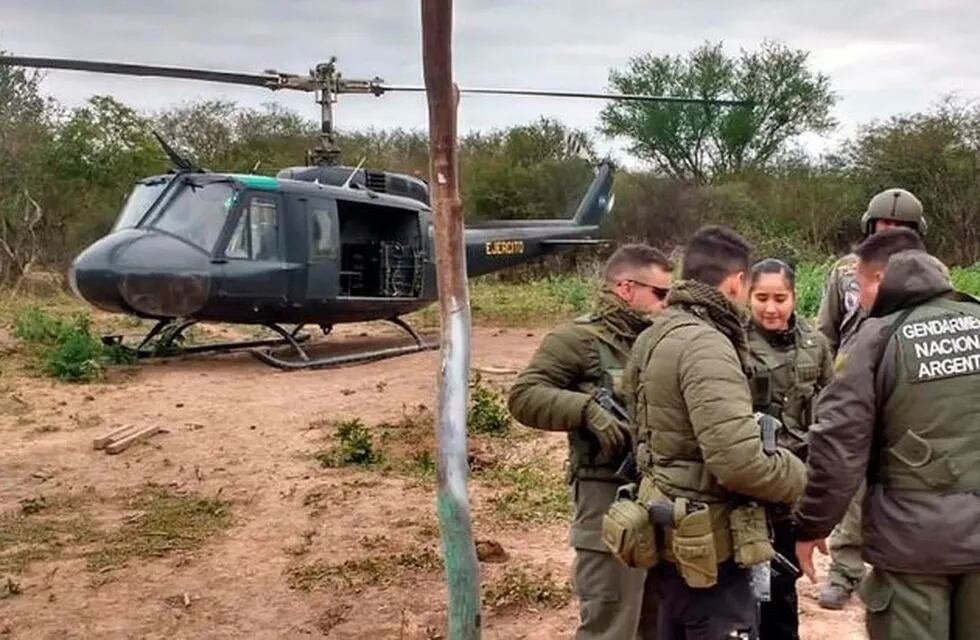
[250,198,279,261]
[225,214,250,259]
[310,206,334,259]
[223,196,280,261]
[152,181,235,252]
[114,179,170,231]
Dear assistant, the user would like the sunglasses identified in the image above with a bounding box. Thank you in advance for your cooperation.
[625,279,671,300]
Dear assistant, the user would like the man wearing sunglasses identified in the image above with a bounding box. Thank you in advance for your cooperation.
[508,244,673,640]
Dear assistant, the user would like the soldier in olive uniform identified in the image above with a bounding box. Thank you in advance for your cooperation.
[629,226,807,639]
[508,244,674,639]
[746,259,834,639]
[797,228,980,639]
[815,188,928,609]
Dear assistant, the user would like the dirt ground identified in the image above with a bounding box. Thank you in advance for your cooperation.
[0,321,865,639]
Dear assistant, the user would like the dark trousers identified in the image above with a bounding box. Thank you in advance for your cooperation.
[650,560,758,640]
[759,518,800,640]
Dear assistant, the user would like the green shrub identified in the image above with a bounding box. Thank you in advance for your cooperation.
[12,306,65,344]
[11,306,136,381]
[951,264,980,297]
[467,377,511,436]
[794,261,831,319]
[42,316,105,382]
[316,418,382,467]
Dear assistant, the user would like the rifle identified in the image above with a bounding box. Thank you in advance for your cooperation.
[753,412,803,580]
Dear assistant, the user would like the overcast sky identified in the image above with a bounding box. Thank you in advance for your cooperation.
[2,0,977,166]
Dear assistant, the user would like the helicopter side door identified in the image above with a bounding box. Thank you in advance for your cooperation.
[217,191,289,312]
[305,196,340,302]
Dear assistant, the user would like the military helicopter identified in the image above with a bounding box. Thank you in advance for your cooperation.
[0,55,746,369]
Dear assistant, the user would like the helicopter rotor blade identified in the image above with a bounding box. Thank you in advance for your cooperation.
[0,55,751,106]
[0,55,290,90]
[377,84,751,107]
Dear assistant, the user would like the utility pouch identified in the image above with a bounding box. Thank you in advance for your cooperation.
[730,503,775,567]
[601,483,658,569]
[670,499,718,589]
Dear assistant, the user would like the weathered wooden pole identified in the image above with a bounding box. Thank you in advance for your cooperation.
[421,1,482,638]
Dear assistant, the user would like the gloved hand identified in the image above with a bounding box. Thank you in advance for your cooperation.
[584,400,629,459]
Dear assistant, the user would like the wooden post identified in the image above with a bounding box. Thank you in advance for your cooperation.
[421,1,481,638]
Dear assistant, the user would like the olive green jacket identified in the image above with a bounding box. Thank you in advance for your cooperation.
[797,250,980,573]
[745,316,834,459]
[507,291,649,475]
[628,281,807,507]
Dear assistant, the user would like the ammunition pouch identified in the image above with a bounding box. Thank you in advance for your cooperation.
[601,482,658,569]
[729,503,775,568]
[669,499,718,589]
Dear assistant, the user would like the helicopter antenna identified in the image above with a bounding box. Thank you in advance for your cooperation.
[340,157,368,190]
[1,55,754,168]
[151,130,198,172]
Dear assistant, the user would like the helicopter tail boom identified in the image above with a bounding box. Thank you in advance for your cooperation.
[462,161,615,276]
[571,160,615,227]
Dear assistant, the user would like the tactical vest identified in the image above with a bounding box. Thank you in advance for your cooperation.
[877,296,980,493]
[567,314,632,482]
[746,320,826,456]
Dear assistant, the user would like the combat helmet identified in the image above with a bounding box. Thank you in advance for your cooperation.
[860,188,927,236]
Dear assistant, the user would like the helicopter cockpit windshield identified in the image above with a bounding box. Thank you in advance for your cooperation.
[113,177,172,231]
[146,179,238,252]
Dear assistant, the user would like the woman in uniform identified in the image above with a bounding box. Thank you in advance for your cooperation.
[746,259,834,640]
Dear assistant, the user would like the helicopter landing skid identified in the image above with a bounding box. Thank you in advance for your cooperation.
[250,316,438,370]
[102,320,311,359]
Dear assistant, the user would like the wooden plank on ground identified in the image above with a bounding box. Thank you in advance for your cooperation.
[93,424,140,450]
[105,426,161,455]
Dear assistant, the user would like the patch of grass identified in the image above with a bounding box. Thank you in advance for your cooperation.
[467,376,511,436]
[402,450,437,482]
[287,548,442,592]
[540,275,595,313]
[467,274,598,326]
[86,486,231,571]
[314,418,383,468]
[0,499,97,574]
[374,405,439,481]
[483,565,571,611]
[409,273,599,327]
[478,463,570,523]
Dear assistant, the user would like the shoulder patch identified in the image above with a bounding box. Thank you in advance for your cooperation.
[896,312,980,383]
